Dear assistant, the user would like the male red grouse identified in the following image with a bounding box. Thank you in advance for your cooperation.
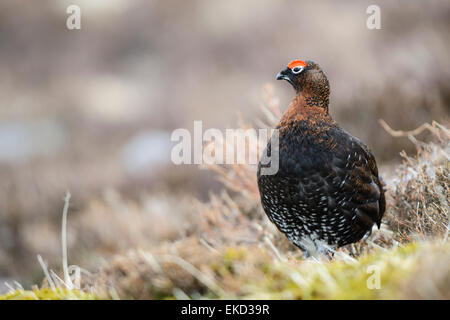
[257,60,385,256]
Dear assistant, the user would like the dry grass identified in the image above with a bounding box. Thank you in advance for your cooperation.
[383,121,449,242]
[85,241,450,300]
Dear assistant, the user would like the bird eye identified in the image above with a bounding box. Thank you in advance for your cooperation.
[292,66,303,74]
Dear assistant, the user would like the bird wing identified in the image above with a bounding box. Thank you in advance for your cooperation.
[330,134,386,230]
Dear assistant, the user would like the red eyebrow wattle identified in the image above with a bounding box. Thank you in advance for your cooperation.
[288,60,306,69]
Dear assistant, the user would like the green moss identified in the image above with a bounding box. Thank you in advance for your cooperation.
[0,288,97,300]
[222,247,247,273]
[223,247,247,262]
[214,242,446,299]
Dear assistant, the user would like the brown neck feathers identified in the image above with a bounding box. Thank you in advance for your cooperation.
[279,93,331,127]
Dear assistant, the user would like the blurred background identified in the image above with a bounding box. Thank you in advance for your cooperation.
[0,0,448,291]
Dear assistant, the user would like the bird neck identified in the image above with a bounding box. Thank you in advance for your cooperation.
[279,93,331,126]
[300,90,329,112]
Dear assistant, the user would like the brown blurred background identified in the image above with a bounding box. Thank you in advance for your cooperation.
[0,0,448,291]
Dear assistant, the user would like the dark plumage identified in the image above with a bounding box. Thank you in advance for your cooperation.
[257,60,385,256]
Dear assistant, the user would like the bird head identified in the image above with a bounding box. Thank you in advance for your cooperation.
[276,60,329,98]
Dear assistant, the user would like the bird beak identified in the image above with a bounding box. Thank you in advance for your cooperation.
[276,67,295,87]
[276,71,285,80]
[276,67,290,81]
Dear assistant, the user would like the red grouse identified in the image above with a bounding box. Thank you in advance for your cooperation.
[257,60,385,256]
